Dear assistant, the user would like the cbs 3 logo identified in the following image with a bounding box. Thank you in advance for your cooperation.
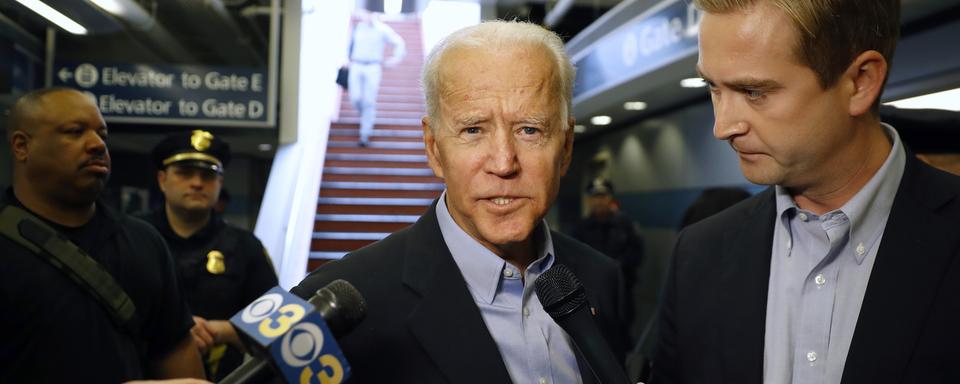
[242,293,345,384]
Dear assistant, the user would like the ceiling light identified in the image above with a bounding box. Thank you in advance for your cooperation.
[89,0,125,15]
[258,143,273,152]
[573,125,586,133]
[624,101,647,111]
[884,87,960,112]
[16,0,88,35]
[590,115,612,126]
[680,77,707,88]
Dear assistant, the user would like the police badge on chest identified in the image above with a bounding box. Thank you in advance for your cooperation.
[206,250,226,274]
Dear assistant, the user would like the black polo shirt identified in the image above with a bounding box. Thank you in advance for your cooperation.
[0,190,194,383]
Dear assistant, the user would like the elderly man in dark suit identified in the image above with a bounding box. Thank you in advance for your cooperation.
[292,20,627,384]
[653,0,960,383]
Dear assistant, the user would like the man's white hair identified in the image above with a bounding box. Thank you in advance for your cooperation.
[420,20,576,131]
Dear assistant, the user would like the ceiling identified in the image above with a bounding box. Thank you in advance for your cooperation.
[570,0,960,140]
[0,0,277,159]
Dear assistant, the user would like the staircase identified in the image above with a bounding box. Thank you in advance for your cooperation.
[309,16,442,272]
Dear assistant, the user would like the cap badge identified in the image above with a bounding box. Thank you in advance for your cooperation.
[191,130,214,151]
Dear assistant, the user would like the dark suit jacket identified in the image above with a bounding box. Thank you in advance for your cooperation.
[652,156,960,384]
[292,200,628,384]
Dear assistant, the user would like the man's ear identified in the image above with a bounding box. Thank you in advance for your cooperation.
[10,131,30,162]
[157,170,168,193]
[845,50,888,117]
[422,116,444,179]
[560,117,575,176]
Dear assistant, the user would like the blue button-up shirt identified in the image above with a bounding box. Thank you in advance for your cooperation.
[436,191,582,384]
[764,124,907,384]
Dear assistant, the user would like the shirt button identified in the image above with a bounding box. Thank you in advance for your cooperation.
[815,274,826,287]
[807,351,818,362]
[523,308,530,317]
[798,212,808,221]
[856,242,866,256]
[503,269,514,278]
[539,378,547,384]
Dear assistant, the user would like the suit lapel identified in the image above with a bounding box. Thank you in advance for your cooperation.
[719,188,777,382]
[842,158,960,383]
[401,201,513,384]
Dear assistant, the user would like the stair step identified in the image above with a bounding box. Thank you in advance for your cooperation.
[325,153,427,162]
[335,117,422,126]
[318,197,434,205]
[311,239,376,251]
[338,110,425,119]
[310,252,346,260]
[319,188,441,198]
[312,232,390,241]
[314,220,411,232]
[337,101,425,112]
[323,167,434,176]
[343,94,424,104]
[327,134,423,142]
[330,122,422,130]
[323,173,442,183]
[326,147,425,156]
[317,204,430,215]
[324,159,429,168]
[327,141,424,150]
[320,181,444,190]
[315,213,421,223]
[330,129,422,138]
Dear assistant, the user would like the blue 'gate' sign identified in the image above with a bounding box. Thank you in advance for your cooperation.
[572,0,703,102]
[53,62,273,128]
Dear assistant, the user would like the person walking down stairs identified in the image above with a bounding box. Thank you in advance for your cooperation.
[348,10,406,147]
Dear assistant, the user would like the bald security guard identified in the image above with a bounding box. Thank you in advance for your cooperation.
[0,87,205,382]
[140,130,278,381]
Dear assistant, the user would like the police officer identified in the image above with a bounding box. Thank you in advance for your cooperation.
[0,87,205,382]
[141,130,278,381]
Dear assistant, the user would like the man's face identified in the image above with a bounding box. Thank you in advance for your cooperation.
[19,90,110,204]
[588,194,613,217]
[423,44,574,256]
[698,3,855,188]
[158,164,223,213]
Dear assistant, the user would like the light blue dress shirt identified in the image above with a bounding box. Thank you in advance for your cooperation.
[764,124,907,384]
[436,191,582,384]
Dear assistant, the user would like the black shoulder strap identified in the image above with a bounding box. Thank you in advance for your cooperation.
[0,205,139,334]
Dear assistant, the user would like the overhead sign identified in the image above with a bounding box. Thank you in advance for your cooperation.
[572,0,703,102]
[53,62,274,128]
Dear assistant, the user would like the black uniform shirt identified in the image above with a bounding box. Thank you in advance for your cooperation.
[141,209,277,320]
[0,190,195,383]
[141,208,277,380]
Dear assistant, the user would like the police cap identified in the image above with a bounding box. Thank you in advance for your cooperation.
[152,130,231,173]
[586,178,614,196]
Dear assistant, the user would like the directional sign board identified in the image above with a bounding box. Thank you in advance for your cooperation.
[53,62,274,128]
[572,0,702,103]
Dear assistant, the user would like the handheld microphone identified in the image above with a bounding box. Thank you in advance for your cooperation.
[536,264,631,384]
[220,279,366,384]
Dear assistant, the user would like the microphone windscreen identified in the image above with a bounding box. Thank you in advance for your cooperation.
[307,279,367,338]
[535,263,587,320]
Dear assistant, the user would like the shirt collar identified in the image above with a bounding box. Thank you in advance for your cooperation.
[774,123,906,264]
[436,190,555,304]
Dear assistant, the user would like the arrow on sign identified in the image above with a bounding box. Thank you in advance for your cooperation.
[58,68,73,83]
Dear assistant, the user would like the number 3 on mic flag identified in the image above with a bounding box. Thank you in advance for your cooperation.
[232,287,351,383]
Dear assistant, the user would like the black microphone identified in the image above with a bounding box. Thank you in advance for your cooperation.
[219,279,367,384]
[536,264,631,384]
